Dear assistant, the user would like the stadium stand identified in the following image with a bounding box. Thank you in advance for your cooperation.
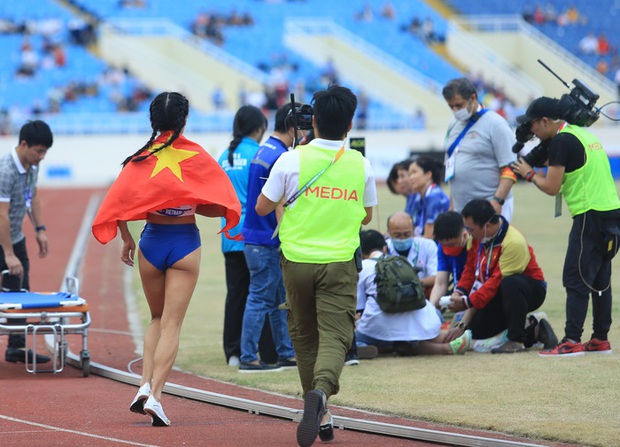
[445,0,620,82]
[2,0,614,134]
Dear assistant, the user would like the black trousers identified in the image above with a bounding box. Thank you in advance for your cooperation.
[563,212,617,342]
[0,238,30,349]
[469,275,547,343]
[222,251,277,363]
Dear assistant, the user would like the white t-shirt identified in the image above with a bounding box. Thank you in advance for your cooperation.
[356,255,441,341]
[386,237,438,279]
[262,138,378,209]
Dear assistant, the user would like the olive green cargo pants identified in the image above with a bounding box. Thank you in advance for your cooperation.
[280,255,357,399]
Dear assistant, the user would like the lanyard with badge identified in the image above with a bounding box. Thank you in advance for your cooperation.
[473,240,494,291]
[444,109,489,182]
[21,169,35,211]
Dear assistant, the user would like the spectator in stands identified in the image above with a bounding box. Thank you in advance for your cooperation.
[355,229,472,356]
[356,90,369,130]
[380,2,396,20]
[354,3,374,22]
[320,57,339,86]
[443,199,550,354]
[596,58,609,76]
[544,2,557,23]
[597,33,610,56]
[385,211,437,296]
[212,86,226,110]
[406,156,450,239]
[16,39,38,78]
[522,4,534,23]
[412,107,426,129]
[441,77,517,221]
[533,5,545,24]
[579,32,598,55]
[119,0,147,8]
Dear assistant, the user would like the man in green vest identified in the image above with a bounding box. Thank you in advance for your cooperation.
[256,85,377,447]
[512,96,620,357]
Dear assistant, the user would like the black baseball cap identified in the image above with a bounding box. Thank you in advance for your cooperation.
[516,97,562,124]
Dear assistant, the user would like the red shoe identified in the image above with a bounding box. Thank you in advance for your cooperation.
[582,338,612,354]
[538,340,584,357]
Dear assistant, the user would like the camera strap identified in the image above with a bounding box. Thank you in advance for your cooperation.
[271,144,346,239]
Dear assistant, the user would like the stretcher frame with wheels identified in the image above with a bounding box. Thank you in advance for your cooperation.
[0,272,91,376]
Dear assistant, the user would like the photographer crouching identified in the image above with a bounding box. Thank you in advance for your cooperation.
[511,96,620,357]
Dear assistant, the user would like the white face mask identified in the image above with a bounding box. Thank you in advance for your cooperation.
[453,100,473,121]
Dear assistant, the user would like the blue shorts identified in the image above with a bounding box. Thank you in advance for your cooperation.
[139,223,200,271]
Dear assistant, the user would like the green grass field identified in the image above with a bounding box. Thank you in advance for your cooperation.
[130,182,620,447]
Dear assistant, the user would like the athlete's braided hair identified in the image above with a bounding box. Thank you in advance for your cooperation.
[227,105,267,166]
[122,92,190,167]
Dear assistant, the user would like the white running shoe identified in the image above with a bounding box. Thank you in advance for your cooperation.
[129,383,151,414]
[144,395,171,426]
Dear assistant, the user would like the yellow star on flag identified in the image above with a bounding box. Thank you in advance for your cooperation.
[150,143,199,182]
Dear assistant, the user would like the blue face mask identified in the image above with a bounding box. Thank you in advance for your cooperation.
[392,237,413,252]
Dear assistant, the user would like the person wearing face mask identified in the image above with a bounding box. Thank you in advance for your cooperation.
[428,211,470,309]
[443,199,555,354]
[512,97,620,357]
[442,78,517,221]
[386,211,437,296]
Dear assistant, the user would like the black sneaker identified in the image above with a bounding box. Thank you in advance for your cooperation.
[238,361,283,373]
[5,348,51,364]
[344,350,360,366]
[537,318,559,350]
[318,410,334,442]
[297,389,326,447]
[277,358,297,369]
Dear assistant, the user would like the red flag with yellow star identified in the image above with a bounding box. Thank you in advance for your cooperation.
[92,132,242,244]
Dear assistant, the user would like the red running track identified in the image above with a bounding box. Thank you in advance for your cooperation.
[0,189,574,447]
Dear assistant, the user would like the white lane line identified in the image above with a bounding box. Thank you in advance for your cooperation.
[0,414,160,447]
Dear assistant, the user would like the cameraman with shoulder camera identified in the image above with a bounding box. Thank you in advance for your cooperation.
[512,96,620,357]
[256,85,377,447]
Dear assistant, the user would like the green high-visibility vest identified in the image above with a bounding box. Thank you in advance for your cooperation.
[561,125,620,216]
[279,144,367,263]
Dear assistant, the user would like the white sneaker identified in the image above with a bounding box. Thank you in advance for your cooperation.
[129,383,151,414]
[144,395,171,426]
[228,355,240,367]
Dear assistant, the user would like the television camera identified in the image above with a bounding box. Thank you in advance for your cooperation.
[512,60,602,166]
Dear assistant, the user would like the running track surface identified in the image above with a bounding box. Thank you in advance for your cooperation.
[0,189,576,447]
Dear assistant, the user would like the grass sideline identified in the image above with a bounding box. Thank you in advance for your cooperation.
[129,182,620,447]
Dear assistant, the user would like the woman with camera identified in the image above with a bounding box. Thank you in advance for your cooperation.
[512,96,620,357]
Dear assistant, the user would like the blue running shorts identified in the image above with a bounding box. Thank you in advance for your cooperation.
[139,223,201,271]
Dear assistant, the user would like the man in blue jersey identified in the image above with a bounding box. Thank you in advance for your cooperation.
[239,104,299,372]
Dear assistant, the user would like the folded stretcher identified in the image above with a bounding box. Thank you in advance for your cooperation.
[0,272,91,376]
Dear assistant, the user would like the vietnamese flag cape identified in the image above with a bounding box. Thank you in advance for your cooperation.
[92,132,242,244]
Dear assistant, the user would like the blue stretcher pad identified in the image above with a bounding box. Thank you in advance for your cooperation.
[0,292,86,310]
